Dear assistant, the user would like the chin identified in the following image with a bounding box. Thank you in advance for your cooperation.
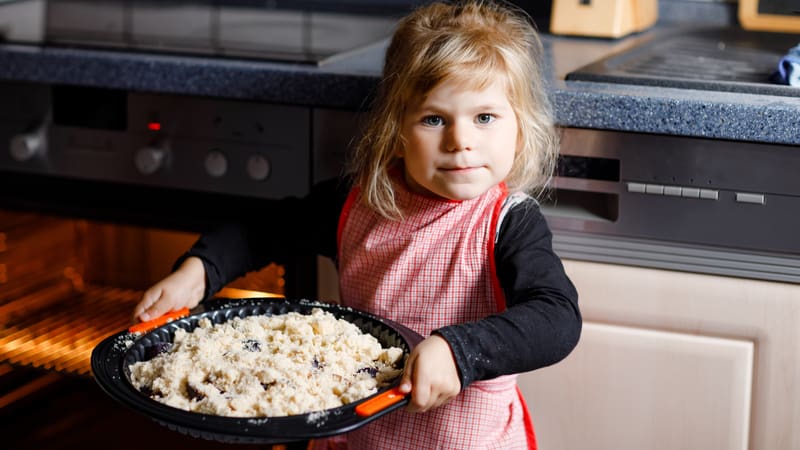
[438,186,492,201]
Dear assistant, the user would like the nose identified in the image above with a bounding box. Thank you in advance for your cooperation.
[445,120,473,152]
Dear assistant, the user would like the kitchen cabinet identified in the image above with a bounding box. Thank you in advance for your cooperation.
[518,259,800,450]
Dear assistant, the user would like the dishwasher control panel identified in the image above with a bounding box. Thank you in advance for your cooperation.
[545,127,800,257]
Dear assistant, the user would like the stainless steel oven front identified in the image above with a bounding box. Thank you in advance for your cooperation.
[0,80,361,449]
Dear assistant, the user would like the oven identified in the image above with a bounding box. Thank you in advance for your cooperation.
[0,78,364,449]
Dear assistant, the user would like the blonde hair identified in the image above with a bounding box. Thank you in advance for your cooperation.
[349,0,558,219]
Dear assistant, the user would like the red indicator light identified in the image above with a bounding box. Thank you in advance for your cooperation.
[147,122,162,131]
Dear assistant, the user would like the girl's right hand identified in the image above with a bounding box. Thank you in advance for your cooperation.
[133,256,207,323]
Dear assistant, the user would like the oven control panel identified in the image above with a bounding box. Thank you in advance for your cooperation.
[0,83,313,200]
[0,82,50,163]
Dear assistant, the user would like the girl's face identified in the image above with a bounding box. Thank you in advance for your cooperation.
[398,76,518,201]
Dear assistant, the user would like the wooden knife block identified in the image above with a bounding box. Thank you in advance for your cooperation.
[550,0,659,38]
[738,0,800,33]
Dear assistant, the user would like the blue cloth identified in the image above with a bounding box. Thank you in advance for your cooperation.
[773,43,800,86]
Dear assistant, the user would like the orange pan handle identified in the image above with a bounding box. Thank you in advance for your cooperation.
[355,386,407,417]
[128,307,190,334]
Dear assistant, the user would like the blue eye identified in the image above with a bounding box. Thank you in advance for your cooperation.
[422,115,444,126]
[476,114,494,124]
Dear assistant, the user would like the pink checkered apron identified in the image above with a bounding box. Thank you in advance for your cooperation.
[319,181,536,450]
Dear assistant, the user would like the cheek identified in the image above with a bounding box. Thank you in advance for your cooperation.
[397,126,413,158]
[397,130,423,159]
[392,133,406,158]
[505,134,521,171]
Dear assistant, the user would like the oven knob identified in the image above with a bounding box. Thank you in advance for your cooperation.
[134,145,168,175]
[205,150,227,178]
[9,130,46,162]
[246,154,270,181]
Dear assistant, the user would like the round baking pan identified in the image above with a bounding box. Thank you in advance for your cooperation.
[91,297,423,444]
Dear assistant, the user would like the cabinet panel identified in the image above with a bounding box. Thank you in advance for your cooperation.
[520,322,753,450]
[518,259,800,450]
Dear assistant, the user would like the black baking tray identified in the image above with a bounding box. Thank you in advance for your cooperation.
[91,297,423,444]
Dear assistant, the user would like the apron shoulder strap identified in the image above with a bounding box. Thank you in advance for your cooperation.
[494,191,533,244]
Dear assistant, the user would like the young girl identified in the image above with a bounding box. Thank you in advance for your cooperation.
[133,1,581,448]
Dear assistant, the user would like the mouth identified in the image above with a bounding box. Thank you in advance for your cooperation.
[440,165,480,172]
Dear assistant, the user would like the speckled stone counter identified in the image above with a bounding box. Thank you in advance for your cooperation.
[543,28,800,147]
[1,24,798,145]
[0,43,381,110]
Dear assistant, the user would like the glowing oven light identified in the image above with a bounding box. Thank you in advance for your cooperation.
[147,122,162,131]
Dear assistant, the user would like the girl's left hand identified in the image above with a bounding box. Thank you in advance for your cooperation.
[398,334,461,413]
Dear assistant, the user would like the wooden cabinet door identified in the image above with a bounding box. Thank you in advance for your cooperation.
[518,259,800,450]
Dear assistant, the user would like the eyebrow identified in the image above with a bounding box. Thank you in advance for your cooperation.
[413,102,507,113]
[472,104,506,111]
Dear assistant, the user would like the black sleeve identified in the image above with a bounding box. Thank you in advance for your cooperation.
[173,177,350,300]
[434,200,582,388]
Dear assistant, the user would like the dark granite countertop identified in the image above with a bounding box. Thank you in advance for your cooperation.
[544,26,800,147]
[1,24,798,145]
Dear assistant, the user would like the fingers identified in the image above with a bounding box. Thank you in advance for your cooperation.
[406,376,452,413]
[132,289,154,322]
[132,257,207,323]
[403,335,462,413]
[134,285,200,323]
[398,353,415,394]
[133,287,168,322]
[407,379,432,413]
[137,292,166,322]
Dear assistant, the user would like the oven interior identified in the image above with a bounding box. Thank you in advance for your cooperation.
[0,69,346,446]
[0,208,299,449]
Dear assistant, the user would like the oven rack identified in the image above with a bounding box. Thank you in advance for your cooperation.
[0,281,141,377]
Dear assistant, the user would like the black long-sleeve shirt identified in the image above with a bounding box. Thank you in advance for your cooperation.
[179,178,581,389]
